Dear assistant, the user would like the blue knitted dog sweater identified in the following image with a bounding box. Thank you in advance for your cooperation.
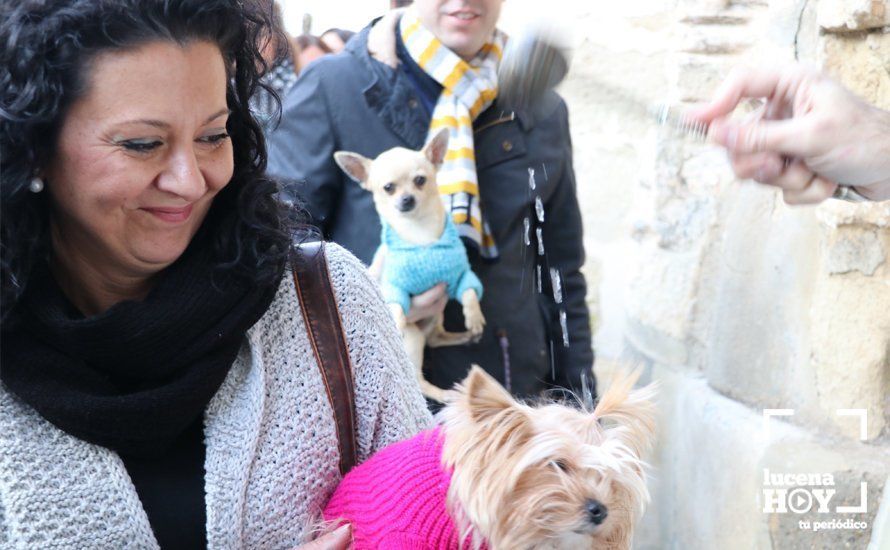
[380,216,483,315]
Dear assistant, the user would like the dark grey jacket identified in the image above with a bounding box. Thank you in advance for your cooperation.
[267,25,594,398]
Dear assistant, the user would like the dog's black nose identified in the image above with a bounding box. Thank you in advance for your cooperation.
[585,500,608,525]
[397,194,416,212]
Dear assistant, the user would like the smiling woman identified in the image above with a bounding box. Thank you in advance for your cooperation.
[46,42,235,315]
[0,1,431,548]
[1,2,286,320]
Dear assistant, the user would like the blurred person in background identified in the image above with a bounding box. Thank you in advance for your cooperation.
[252,0,301,131]
[320,28,356,53]
[694,64,890,204]
[267,0,596,402]
[295,34,332,68]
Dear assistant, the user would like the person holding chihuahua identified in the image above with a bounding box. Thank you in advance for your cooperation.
[692,64,890,204]
[268,0,595,401]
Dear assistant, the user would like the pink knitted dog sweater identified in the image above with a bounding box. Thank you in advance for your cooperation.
[323,428,479,549]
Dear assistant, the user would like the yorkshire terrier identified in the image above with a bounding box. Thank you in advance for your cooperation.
[323,366,657,549]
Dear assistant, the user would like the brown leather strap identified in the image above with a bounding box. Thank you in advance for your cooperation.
[291,241,358,476]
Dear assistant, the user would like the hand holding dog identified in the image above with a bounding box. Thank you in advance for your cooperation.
[367,8,403,69]
[692,64,890,204]
[369,250,447,323]
[407,283,448,323]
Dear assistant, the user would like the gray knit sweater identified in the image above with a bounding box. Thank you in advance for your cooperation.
[0,243,433,549]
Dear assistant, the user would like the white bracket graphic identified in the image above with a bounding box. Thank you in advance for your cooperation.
[836,482,868,514]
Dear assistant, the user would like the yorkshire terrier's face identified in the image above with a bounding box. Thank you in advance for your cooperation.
[439,367,656,549]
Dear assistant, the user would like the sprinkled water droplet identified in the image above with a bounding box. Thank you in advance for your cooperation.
[549,268,563,304]
[536,265,543,293]
[581,372,594,412]
[559,310,569,347]
[550,340,556,379]
[528,167,536,190]
[536,227,544,256]
[535,196,545,223]
[523,217,531,246]
[542,162,549,181]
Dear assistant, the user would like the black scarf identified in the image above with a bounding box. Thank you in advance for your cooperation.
[0,237,284,457]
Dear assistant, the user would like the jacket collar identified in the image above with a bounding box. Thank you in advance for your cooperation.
[347,22,430,150]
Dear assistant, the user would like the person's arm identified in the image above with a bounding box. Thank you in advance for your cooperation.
[542,100,595,396]
[692,64,890,203]
[266,62,342,232]
[324,244,433,459]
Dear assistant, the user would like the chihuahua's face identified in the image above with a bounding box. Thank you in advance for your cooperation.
[439,367,657,549]
[365,147,441,218]
[334,129,450,225]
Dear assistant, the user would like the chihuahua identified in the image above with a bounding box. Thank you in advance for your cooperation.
[334,129,486,402]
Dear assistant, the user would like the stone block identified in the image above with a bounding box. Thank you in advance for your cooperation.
[820,32,890,109]
[678,25,754,54]
[816,199,890,229]
[623,243,701,360]
[673,54,741,102]
[818,0,889,32]
[809,227,890,440]
[764,0,815,57]
[677,0,736,18]
[871,479,890,548]
[825,228,886,276]
[702,183,823,410]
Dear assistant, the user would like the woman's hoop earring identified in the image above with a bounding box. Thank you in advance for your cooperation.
[29,177,44,193]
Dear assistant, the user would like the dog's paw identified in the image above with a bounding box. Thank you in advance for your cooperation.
[463,307,486,338]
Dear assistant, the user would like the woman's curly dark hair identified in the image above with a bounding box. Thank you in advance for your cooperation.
[0,0,299,319]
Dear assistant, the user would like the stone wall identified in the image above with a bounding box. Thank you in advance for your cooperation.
[550,0,890,547]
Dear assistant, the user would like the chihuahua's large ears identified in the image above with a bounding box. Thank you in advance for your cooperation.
[333,151,372,187]
[459,365,515,423]
[422,128,450,166]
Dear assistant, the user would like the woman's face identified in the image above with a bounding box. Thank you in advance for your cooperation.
[45,40,233,279]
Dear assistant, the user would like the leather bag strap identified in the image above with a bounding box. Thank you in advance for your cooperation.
[291,241,358,475]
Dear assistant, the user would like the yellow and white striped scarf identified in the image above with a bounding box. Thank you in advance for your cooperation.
[400,12,506,258]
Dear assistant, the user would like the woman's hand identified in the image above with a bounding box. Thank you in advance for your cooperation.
[296,524,352,550]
